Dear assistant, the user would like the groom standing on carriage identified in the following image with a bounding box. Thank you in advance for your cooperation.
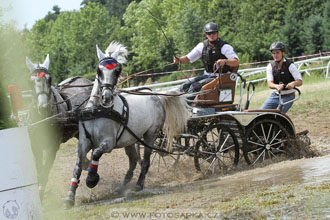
[173,22,240,94]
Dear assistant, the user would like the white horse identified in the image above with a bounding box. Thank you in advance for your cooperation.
[64,42,190,208]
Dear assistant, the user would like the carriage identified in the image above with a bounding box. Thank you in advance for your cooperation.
[136,69,306,175]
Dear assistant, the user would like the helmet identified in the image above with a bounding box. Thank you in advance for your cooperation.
[269,41,285,52]
[204,22,219,33]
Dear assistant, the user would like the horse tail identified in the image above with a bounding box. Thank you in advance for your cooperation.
[159,91,191,151]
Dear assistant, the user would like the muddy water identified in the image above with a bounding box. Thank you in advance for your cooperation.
[86,155,330,206]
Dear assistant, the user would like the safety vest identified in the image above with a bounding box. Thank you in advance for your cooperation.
[202,38,231,73]
[271,59,295,87]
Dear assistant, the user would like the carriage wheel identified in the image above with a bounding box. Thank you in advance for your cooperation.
[243,119,291,165]
[135,134,196,171]
[194,123,239,175]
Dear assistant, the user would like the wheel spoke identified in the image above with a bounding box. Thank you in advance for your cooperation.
[206,157,217,174]
[268,150,277,158]
[251,149,266,165]
[252,130,265,143]
[270,139,286,147]
[199,150,214,155]
[219,144,235,153]
[266,123,273,143]
[248,140,265,147]
[247,146,264,154]
[218,133,230,152]
[260,124,267,142]
[270,130,283,144]
[151,151,157,164]
[272,147,286,153]
[263,149,266,161]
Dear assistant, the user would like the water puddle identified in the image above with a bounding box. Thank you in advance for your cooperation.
[82,155,330,206]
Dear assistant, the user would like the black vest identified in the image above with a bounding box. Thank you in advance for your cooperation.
[271,59,295,87]
[202,38,231,73]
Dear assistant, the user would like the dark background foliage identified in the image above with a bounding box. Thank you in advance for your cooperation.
[1,0,330,128]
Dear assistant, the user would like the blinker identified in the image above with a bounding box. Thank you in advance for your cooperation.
[100,59,117,70]
[33,72,46,78]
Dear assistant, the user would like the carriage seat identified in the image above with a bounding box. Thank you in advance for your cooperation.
[192,66,239,109]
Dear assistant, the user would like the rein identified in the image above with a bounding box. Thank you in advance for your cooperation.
[118,62,175,86]
[118,89,185,97]
[59,84,94,89]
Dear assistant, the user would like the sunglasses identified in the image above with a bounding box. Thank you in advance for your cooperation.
[206,31,217,35]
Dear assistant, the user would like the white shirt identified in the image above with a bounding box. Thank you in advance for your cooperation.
[266,58,302,95]
[186,42,239,75]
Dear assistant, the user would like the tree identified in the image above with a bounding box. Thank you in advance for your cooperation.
[232,0,285,61]
[323,0,330,51]
[281,9,303,57]
[282,0,326,57]
[44,5,61,22]
[27,3,114,82]
[302,15,323,54]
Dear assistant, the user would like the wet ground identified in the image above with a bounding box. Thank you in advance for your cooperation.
[81,154,330,209]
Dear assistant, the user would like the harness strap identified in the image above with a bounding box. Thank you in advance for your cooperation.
[115,94,129,143]
[119,122,182,155]
[81,122,93,147]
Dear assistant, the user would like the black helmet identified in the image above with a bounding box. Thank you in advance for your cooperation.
[269,41,285,52]
[204,22,219,33]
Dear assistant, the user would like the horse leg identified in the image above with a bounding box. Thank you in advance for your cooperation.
[38,142,59,201]
[115,144,138,194]
[85,138,113,188]
[135,137,154,191]
[64,139,91,209]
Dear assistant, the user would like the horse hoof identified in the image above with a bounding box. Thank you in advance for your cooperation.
[63,198,75,209]
[135,185,143,192]
[63,192,75,209]
[86,172,100,188]
[114,185,126,195]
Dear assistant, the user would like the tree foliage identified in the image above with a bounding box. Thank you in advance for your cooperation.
[323,0,330,51]
[18,0,329,85]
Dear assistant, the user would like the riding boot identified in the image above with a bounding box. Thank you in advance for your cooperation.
[85,78,100,109]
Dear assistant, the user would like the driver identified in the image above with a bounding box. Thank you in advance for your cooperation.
[173,22,240,96]
[260,41,302,113]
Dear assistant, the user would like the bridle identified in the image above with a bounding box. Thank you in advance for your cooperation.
[96,57,122,108]
[30,68,53,114]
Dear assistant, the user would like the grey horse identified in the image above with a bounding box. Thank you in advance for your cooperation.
[26,54,93,199]
[64,42,190,208]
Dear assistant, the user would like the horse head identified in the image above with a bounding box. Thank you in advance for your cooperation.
[96,41,128,107]
[26,54,52,116]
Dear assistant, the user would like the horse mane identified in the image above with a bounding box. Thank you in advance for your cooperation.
[105,41,129,64]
